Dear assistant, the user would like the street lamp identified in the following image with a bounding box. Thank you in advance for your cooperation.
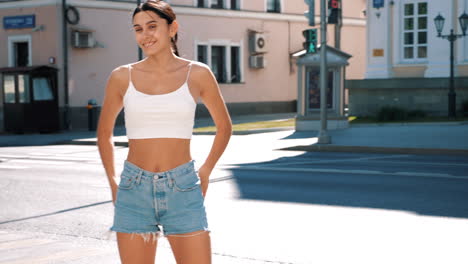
[434,12,468,118]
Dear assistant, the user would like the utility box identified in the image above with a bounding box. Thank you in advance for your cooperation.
[292,45,351,131]
[0,65,59,133]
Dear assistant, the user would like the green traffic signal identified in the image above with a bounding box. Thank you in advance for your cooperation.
[302,28,318,54]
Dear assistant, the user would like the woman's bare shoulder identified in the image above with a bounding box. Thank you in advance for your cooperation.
[109,64,131,83]
[105,64,132,95]
[189,61,214,82]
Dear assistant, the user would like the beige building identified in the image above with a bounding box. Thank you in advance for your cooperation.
[349,0,468,117]
[0,0,366,132]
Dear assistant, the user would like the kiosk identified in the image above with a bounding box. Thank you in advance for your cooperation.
[292,45,351,131]
[1,65,59,133]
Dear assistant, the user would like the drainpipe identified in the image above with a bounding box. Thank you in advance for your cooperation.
[137,0,143,60]
[62,0,70,130]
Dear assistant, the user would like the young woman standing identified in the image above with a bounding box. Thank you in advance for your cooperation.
[97,1,232,263]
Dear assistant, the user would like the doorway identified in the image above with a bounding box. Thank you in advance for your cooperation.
[8,35,32,67]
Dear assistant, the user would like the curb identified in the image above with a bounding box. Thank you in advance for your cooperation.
[282,144,468,156]
[349,121,468,127]
[193,127,294,135]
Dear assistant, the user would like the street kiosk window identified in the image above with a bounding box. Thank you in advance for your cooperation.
[4,75,15,103]
[18,74,30,103]
[33,77,54,101]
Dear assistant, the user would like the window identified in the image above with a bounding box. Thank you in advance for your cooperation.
[231,0,240,10]
[403,2,428,60]
[33,77,54,101]
[18,74,30,103]
[211,46,226,83]
[231,46,241,83]
[211,0,224,8]
[198,45,208,64]
[267,0,281,13]
[197,0,240,10]
[8,35,32,67]
[196,43,243,84]
[4,75,16,103]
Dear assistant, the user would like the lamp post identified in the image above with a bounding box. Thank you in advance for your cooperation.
[434,12,468,118]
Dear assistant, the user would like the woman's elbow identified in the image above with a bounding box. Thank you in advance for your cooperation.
[96,127,113,144]
[216,122,232,135]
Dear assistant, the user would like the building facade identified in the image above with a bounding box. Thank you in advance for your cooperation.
[348,0,468,117]
[0,0,366,132]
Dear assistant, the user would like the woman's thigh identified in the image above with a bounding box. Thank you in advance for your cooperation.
[117,232,158,264]
[167,230,211,264]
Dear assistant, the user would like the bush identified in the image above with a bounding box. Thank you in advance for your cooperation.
[408,110,427,119]
[377,106,408,121]
[462,100,468,117]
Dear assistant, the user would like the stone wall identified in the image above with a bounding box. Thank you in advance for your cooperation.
[347,77,468,117]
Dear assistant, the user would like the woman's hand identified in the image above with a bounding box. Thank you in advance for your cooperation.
[110,180,118,205]
[198,164,212,198]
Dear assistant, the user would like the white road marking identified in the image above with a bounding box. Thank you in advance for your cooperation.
[0,165,29,169]
[0,238,55,250]
[0,247,105,264]
[13,160,74,165]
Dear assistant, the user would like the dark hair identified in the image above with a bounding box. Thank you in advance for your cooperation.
[132,0,179,57]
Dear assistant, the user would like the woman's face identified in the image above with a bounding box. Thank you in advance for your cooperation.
[132,11,176,56]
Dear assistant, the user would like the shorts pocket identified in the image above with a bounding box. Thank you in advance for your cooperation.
[118,171,137,190]
[172,171,199,192]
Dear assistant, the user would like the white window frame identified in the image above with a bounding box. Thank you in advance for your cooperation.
[7,34,32,67]
[400,0,428,63]
[195,39,244,83]
[194,0,242,9]
[265,0,283,13]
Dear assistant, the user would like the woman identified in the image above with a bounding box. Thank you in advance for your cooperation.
[97,1,232,263]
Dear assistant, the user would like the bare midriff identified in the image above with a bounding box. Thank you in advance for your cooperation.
[126,138,192,173]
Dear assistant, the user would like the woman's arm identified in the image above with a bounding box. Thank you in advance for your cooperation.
[97,66,126,204]
[194,64,233,197]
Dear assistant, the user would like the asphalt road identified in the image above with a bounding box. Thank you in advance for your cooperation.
[0,132,467,264]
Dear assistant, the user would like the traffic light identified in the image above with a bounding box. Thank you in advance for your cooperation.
[304,0,315,26]
[328,0,340,24]
[303,28,318,54]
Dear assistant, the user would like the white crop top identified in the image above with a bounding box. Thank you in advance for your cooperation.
[123,61,197,139]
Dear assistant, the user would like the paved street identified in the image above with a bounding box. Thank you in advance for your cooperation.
[0,130,467,263]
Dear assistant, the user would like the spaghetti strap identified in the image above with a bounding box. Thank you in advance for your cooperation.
[128,64,132,83]
[185,61,192,83]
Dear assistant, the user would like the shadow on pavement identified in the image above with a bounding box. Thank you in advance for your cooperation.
[227,152,468,219]
[0,127,127,147]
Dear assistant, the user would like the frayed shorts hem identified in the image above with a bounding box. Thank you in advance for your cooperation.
[104,228,163,244]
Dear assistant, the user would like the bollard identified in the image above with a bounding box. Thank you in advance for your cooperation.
[87,99,98,131]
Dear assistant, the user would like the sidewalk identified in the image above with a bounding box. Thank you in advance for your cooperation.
[1,112,467,155]
[284,123,468,155]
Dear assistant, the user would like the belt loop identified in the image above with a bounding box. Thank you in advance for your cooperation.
[136,170,142,185]
[167,172,174,188]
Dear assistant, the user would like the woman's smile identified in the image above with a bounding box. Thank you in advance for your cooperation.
[143,41,157,48]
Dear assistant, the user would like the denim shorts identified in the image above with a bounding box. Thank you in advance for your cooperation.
[107,159,209,243]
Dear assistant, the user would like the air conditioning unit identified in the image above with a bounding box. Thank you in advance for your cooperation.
[249,32,267,54]
[249,55,265,69]
[72,31,95,48]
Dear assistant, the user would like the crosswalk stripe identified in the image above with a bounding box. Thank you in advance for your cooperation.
[0,248,105,264]
[0,165,28,169]
[0,238,55,250]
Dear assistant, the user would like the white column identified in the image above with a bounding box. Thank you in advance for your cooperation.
[457,0,468,65]
[297,64,305,117]
[424,0,453,77]
[365,1,393,79]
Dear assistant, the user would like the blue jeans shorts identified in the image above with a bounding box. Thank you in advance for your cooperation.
[107,159,209,243]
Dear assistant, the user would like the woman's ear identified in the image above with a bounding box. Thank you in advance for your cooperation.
[170,20,179,38]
